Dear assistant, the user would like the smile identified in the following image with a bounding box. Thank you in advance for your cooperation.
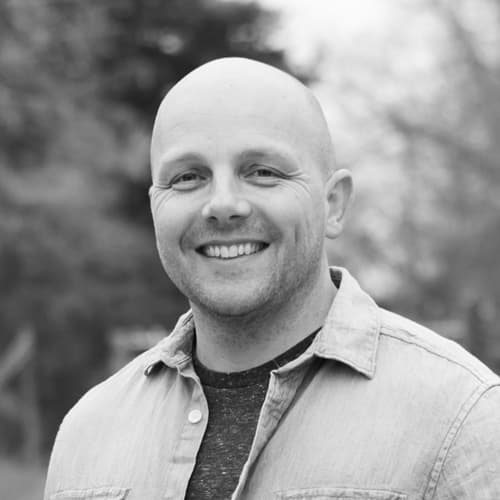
[198,242,268,259]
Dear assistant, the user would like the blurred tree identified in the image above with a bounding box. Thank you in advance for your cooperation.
[382,0,500,369]
[315,0,500,373]
[0,0,291,457]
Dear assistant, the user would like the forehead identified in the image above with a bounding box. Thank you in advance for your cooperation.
[152,92,315,168]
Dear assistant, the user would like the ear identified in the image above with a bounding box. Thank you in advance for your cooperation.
[324,169,353,239]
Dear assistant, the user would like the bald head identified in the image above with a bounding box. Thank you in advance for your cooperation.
[149,57,353,321]
[151,57,335,178]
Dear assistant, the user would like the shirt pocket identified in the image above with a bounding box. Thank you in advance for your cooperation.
[274,487,407,500]
[49,486,129,500]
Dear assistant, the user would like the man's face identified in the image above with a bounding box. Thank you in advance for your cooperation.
[150,81,331,317]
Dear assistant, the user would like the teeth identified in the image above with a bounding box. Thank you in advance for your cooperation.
[201,242,265,259]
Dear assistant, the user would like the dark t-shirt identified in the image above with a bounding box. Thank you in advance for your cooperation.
[185,329,319,500]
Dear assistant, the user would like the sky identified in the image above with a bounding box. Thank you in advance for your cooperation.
[257,0,401,66]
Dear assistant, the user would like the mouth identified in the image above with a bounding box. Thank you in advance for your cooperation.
[196,241,269,260]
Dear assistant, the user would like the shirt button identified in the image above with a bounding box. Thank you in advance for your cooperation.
[188,409,202,424]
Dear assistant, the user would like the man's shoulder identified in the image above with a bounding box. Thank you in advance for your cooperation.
[45,340,181,496]
[378,308,499,385]
[59,345,166,432]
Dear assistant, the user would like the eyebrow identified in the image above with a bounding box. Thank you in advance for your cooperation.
[157,144,298,171]
[235,147,297,167]
[159,152,207,169]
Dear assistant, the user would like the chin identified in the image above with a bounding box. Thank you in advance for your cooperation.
[190,288,270,319]
[197,299,263,319]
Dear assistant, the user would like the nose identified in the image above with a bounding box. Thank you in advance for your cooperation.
[201,174,251,223]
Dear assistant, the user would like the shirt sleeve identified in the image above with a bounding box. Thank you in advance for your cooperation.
[433,384,500,499]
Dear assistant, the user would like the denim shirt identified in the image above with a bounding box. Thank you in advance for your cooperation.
[45,268,500,500]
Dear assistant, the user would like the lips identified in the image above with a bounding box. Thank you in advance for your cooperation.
[197,242,268,259]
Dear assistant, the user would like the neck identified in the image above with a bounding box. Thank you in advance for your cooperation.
[191,264,336,372]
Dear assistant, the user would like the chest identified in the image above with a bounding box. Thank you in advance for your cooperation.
[48,364,458,500]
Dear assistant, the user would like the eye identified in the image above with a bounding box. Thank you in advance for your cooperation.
[252,168,275,177]
[170,171,206,191]
[245,165,283,184]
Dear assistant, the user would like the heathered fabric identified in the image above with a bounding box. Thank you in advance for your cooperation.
[185,330,319,500]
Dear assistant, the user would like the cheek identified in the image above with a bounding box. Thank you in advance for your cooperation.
[256,184,325,238]
[150,188,175,219]
[150,192,193,249]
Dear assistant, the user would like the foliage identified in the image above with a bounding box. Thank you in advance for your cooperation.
[321,0,500,371]
[383,0,500,363]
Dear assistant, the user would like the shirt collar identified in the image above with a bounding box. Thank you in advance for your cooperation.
[310,267,380,378]
[143,310,195,375]
[143,267,380,379]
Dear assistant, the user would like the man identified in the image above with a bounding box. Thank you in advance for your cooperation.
[45,58,500,500]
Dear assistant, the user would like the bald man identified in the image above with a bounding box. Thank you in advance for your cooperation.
[45,58,500,500]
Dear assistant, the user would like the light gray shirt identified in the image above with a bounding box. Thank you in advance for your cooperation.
[44,268,500,500]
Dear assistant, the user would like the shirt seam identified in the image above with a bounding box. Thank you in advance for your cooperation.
[424,382,500,500]
[380,327,490,383]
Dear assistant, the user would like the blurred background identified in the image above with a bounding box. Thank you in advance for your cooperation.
[1,0,499,497]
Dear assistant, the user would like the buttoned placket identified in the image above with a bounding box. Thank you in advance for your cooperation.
[163,359,209,500]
